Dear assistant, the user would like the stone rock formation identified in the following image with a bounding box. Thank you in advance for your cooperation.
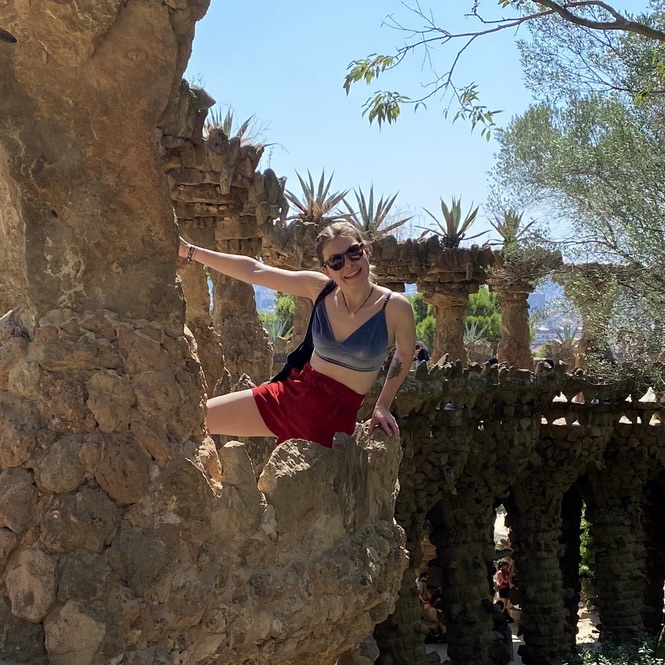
[0,3,406,664]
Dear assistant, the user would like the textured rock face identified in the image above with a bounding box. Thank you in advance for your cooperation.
[0,302,406,663]
[0,4,407,664]
[0,1,210,328]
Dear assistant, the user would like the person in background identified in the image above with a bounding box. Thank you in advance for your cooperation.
[414,341,430,364]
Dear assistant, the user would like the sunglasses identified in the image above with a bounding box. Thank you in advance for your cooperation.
[322,243,365,271]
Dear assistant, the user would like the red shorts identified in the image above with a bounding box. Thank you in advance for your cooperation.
[252,363,365,448]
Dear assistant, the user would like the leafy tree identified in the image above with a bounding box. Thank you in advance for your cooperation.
[408,292,431,324]
[416,315,436,354]
[275,292,295,332]
[408,293,435,352]
[485,1,665,375]
[466,287,501,346]
[344,2,665,135]
[493,87,665,368]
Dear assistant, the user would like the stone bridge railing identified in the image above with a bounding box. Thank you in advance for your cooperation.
[368,361,665,665]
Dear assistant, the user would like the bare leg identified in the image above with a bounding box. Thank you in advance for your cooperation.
[206,388,275,438]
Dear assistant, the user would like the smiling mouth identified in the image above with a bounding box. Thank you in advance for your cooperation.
[344,268,361,279]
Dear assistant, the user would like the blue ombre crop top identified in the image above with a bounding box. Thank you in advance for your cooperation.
[311,291,391,372]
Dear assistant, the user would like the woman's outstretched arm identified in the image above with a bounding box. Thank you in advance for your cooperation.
[179,237,328,301]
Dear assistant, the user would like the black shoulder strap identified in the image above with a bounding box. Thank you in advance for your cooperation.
[303,279,336,340]
[382,291,392,310]
[315,279,337,306]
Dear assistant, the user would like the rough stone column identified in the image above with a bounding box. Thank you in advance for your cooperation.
[178,226,226,390]
[642,477,665,635]
[510,404,616,664]
[211,270,271,385]
[292,296,313,348]
[586,432,652,640]
[0,4,200,329]
[0,166,27,315]
[373,368,477,665]
[426,290,470,365]
[427,399,542,665]
[209,237,272,384]
[509,490,570,665]
[429,494,499,665]
[559,486,584,649]
[493,287,533,370]
[556,265,617,370]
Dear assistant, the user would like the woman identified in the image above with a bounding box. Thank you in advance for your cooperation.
[179,222,416,447]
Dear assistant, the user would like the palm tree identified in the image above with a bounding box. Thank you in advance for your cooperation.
[284,170,349,226]
[419,197,484,248]
[343,185,413,240]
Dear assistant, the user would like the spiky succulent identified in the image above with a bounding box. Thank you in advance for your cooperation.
[419,197,484,248]
[343,185,413,240]
[284,170,349,226]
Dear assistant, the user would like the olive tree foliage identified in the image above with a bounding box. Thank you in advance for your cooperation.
[490,2,665,375]
[344,1,665,136]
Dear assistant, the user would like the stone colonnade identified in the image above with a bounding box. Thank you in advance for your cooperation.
[368,364,665,665]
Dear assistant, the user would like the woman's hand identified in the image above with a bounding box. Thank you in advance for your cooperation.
[369,405,399,438]
[178,237,192,260]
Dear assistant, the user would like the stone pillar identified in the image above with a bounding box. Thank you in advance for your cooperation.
[492,287,533,370]
[429,495,499,665]
[178,226,225,390]
[426,290,470,365]
[557,265,617,370]
[510,489,570,665]
[292,296,313,349]
[587,436,651,640]
[559,486,584,649]
[374,391,476,665]
[642,478,665,635]
[211,272,271,384]
[0,167,27,316]
[509,407,615,663]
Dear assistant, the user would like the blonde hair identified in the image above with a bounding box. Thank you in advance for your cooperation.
[314,222,376,282]
[314,222,368,265]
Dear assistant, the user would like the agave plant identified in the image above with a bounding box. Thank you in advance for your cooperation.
[343,186,413,240]
[419,197,485,248]
[284,170,349,226]
[490,208,538,245]
[556,323,580,345]
[464,320,488,346]
[260,312,293,343]
[204,107,258,144]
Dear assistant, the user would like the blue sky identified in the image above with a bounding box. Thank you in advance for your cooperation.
[185,1,649,243]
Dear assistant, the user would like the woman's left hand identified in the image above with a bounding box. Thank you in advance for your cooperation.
[369,405,399,438]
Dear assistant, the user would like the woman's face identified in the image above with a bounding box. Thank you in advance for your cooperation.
[320,235,369,286]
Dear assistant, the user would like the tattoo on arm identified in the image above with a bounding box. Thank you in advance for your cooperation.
[387,356,403,380]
